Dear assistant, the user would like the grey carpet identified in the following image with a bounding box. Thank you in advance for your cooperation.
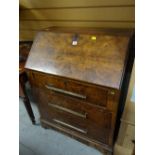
[19,98,103,155]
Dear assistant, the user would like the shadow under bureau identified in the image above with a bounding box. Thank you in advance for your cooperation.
[25,27,133,155]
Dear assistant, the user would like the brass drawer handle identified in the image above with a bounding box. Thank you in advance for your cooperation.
[45,84,87,99]
[48,103,87,119]
[53,119,87,134]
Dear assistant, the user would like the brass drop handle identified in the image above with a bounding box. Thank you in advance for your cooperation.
[45,84,87,99]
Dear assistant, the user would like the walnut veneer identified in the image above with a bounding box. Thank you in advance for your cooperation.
[25,27,133,155]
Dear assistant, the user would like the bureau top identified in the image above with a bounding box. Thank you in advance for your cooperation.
[25,27,133,89]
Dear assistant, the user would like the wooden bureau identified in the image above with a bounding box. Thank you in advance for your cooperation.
[25,27,133,155]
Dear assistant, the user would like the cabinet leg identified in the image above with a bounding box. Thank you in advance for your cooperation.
[23,97,36,124]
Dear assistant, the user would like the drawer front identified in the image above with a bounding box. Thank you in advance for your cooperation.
[38,88,112,144]
[42,116,111,145]
[29,71,110,108]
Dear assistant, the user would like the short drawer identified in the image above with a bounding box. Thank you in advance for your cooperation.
[29,71,111,108]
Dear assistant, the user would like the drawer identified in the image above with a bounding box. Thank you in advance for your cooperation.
[42,117,110,145]
[38,89,112,144]
[29,71,112,108]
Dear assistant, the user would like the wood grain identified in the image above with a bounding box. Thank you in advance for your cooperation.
[19,21,134,41]
[20,7,134,21]
[26,27,133,155]
[20,0,135,9]
[20,20,135,30]
[19,0,135,41]
[25,28,132,89]
[37,87,113,144]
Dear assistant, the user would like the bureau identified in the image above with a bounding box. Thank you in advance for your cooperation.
[25,27,133,155]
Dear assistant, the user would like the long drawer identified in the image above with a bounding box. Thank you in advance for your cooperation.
[28,71,117,109]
